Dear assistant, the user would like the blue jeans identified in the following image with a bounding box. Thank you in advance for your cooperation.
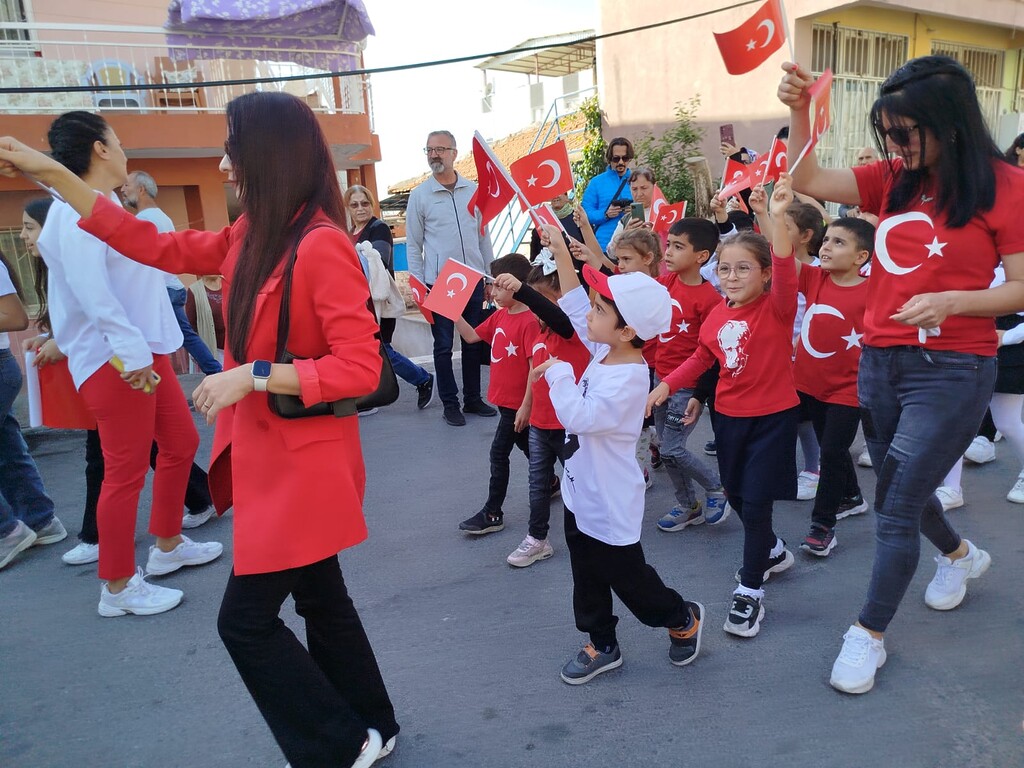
[527,425,564,539]
[167,287,222,375]
[857,345,996,633]
[653,384,721,508]
[429,281,486,409]
[0,349,55,537]
[385,344,429,387]
[483,406,530,514]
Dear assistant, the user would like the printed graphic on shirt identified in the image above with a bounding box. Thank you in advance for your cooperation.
[718,319,750,375]
[563,432,580,492]
[873,211,946,277]
[489,326,520,362]
[799,304,864,359]
[658,299,692,343]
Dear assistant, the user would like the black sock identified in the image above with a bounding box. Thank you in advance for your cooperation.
[598,643,616,655]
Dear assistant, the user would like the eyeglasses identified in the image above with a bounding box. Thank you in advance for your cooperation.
[348,201,372,208]
[716,263,758,278]
[611,154,631,163]
[875,123,920,147]
[424,146,455,155]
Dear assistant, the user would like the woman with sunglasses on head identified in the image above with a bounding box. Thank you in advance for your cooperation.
[779,56,1024,694]
[0,92,398,767]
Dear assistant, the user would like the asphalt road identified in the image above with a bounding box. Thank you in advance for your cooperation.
[2,370,1022,768]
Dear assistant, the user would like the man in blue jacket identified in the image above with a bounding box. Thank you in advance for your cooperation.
[581,138,635,252]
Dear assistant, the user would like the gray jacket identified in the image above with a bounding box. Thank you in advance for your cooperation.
[405,173,494,285]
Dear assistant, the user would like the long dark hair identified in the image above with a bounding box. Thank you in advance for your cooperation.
[47,111,109,177]
[869,56,1004,228]
[24,197,54,333]
[1004,132,1024,165]
[224,92,346,362]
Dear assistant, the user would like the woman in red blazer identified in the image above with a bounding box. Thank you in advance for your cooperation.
[0,94,398,768]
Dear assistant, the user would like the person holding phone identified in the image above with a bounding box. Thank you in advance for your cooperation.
[582,137,635,252]
[609,169,659,259]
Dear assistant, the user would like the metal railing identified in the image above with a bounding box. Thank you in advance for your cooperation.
[0,21,367,115]
[488,85,596,256]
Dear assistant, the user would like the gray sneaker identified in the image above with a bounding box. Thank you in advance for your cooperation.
[0,520,37,570]
[560,643,623,685]
[32,516,68,546]
[181,506,215,530]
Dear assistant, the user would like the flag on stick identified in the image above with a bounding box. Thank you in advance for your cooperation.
[407,274,434,324]
[528,203,567,233]
[422,259,486,321]
[653,201,687,234]
[754,137,788,186]
[510,141,574,208]
[467,133,518,233]
[791,69,833,173]
[713,0,787,76]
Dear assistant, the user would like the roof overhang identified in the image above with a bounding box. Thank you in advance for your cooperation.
[475,30,595,77]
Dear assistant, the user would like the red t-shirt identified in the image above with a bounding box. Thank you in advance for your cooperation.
[853,158,1024,355]
[530,328,591,429]
[654,275,723,380]
[665,251,800,417]
[475,307,540,409]
[793,265,868,408]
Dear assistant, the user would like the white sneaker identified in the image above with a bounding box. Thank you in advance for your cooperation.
[857,449,873,468]
[376,735,396,762]
[1007,476,1024,504]
[830,625,886,694]
[925,539,991,611]
[98,567,183,617]
[352,729,383,768]
[506,535,554,567]
[963,436,995,464]
[62,541,100,565]
[935,486,964,512]
[146,535,223,576]
[796,470,819,501]
[181,506,216,529]
[32,516,68,545]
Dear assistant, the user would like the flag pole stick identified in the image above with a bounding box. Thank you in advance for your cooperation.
[779,0,796,64]
[473,130,533,212]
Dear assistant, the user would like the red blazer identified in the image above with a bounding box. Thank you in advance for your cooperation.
[80,196,381,575]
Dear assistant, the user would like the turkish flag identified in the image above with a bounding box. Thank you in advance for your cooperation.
[793,69,833,168]
[407,274,434,324]
[467,133,517,234]
[713,0,786,75]
[529,203,566,233]
[754,136,788,185]
[720,158,755,199]
[653,201,687,234]
[648,186,668,224]
[422,259,485,322]
[40,360,96,430]
[510,140,574,208]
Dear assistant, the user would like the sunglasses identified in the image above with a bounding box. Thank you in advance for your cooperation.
[875,123,920,147]
[611,154,631,163]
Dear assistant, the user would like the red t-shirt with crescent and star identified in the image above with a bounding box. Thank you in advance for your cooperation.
[530,328,591,429]
[654,275,724,380]
[475,307,540,409]
[853,158,1024,356]
[793,265,868,408]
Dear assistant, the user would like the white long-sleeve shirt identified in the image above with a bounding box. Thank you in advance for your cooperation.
[37,195,182,389]
[135,207,182,289]
[545,286,649,545]
[0,261,17,351]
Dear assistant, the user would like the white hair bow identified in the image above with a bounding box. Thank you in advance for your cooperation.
[532,248,557,276]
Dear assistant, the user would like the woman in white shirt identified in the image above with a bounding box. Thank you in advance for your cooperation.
[0,251,66,570]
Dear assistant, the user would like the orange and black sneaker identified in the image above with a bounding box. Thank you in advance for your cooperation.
[668,601,704,666]
[560,642,623,685]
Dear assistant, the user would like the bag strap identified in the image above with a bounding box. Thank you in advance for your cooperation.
[610,170,631,203]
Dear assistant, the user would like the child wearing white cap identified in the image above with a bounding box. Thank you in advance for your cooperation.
[531,226,705,685]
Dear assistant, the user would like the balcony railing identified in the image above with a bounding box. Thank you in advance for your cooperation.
[0,22,367,115]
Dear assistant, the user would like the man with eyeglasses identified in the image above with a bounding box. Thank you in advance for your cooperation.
[581,137,635,252]
[406,130,497,427]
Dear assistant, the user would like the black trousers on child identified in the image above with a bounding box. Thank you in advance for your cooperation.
[564,507,690,649]
[217,555,399,768]
[483,406,531,514]
[798,392,862,529]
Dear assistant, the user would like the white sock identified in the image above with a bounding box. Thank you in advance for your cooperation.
[735,585,764,600]
[769,538,785,558]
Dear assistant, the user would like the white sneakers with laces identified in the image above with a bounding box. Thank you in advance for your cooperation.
[98,567,183,617]
[830,625,886,694]
[934,485,964,512]
[796,470,819,501]
[62,541,100,565]
[1007,475,1024,504]
[506,535,553,567]
[925,539,991,611]
[146,535,223,576]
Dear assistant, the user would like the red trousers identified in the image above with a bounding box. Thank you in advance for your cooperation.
[79,355,200,580]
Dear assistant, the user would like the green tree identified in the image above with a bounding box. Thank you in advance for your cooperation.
[571,95,607,198]
[634,97,705,207]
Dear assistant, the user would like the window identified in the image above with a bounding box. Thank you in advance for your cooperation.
[812,24,908,79]
[1,0,29,45]
[931,40,1004,129]
[0,229,41,314]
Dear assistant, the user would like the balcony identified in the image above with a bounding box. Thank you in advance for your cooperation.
[0,21,370,117]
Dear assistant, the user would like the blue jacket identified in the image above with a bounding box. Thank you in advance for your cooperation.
[582,166,633,251]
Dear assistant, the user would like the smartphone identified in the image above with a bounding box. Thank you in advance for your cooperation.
[719,123,736,148]
[630,202,645,222]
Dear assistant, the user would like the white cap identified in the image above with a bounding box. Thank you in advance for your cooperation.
[583,265,671,341]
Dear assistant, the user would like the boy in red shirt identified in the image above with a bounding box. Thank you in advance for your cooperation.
[652,219,728,531]
[456,254,540,535]
[794,217,875,556]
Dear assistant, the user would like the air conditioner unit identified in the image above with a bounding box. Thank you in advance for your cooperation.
[481,82,494,114]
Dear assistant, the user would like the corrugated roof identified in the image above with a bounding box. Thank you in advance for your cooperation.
[475,30,596,77]
[387,112,587,195]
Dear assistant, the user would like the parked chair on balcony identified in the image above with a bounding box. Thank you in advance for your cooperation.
[152,57,206,111]
[82,60,146,110]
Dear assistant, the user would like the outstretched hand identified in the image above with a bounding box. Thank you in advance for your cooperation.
[770,173,795,216]
[645,382,670,418]
[777,62,814,111]
[0,136,59,180]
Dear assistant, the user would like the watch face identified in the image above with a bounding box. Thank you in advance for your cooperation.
[252,360,272,378]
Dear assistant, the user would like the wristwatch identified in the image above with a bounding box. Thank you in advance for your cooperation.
[251,360,272,392]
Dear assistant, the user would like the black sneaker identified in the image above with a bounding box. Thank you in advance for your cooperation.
[704,440,717,456]
[836,493,869,520]
[416,374,435,410]
[734,543,795,583]
[668,601,704,666]
[459,509,504,535]
[723,593,764,638]
[463,399,497,417]
[443,405,466,427]
[650,444,663,469]
[801,524,837,557]
[560,643,623,685]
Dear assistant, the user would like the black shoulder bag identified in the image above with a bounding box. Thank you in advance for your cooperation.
[268,225,399,419]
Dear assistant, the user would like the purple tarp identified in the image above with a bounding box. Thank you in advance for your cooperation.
[165,0,374,71]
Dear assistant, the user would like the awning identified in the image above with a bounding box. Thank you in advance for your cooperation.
[165,0,374,71]
[475,30,595,77]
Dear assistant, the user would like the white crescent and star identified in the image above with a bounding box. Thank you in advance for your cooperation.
[757,19,776,47]
[411,285,423,303]
[841,327,864,350]
[660,208,679,225]
[490,328,519,363]
[874,211,935,276]
[538,159,562,189]
[659,300,684,343]
[446,271,468,298]
[485,161,501,198]
[800,303,846,359]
